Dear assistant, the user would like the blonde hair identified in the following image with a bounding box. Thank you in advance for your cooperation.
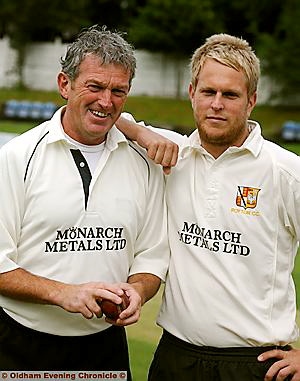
[190,33,260,97]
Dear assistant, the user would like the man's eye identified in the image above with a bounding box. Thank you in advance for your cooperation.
[223,92,238,99]
[202,90,215,96]
[88,84,100,92]
[112,89,127,97]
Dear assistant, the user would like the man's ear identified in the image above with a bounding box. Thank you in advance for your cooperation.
[247,91,257,118]
[57,72,70,100]
[188,82,197,109]
[188,82,195,101]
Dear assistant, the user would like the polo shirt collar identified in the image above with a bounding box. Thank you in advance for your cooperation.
[181,119,263,158]
[46,106,128,150]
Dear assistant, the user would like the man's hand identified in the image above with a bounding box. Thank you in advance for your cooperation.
[116,115,179,174]
[135,127,179,174]
[55,282,127,319]
[258,347,300,380]
[104,282,143,326]
[108,273,161,326]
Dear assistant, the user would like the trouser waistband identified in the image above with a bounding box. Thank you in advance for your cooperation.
[0,307,117,338]
[162,330,291,357]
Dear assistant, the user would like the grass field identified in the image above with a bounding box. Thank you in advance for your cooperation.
[0,91,300,380]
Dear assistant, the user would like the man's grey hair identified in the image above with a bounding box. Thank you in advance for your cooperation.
[60,24,136,85]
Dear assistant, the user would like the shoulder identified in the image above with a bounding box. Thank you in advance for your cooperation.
[127,140,160,169]
[127,140,151,166]
[0,121,50,159]
[263,140,300,181]
[125,140,165,187]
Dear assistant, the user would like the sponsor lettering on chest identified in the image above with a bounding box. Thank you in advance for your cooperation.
[178,222,250,256]
[44,226,127,253]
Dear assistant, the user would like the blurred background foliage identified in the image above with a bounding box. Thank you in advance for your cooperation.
[0,0,299,103]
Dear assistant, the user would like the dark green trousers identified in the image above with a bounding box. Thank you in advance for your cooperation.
[148,330,291,381]
[0,308,131,380]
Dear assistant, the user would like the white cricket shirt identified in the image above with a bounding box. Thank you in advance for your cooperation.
[0,107,169,336]
[125,112,300,347]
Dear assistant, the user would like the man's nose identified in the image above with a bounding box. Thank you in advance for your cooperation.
[97,89,113,108]
[211,93,224,110]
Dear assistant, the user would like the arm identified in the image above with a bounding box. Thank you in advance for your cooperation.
[116,115,179,175]
[257,166,300,379]
[258,347,300,381]
[0,268,128,319]
[112,273,161,326]
[127,272,161,305]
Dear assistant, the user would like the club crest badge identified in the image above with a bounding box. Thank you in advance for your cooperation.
[236,186,260,210]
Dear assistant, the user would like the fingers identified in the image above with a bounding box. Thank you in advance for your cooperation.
[263,361,293,381]
[163,166,171,175]
[94,285,125,303]
[258,349,286,362]
[147,141,179,171]
[61,283,123,318]
[92,287,126,318]
[111,309,141,326]
[108,301,141,326]
[81,305,98,319]
[109,282,142,325]
[62,282,142,323]
[258,348,300,381]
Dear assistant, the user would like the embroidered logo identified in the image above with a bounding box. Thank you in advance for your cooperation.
[236,186,260,210]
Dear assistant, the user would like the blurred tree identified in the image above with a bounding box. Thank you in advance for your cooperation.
[210,0,283,45]
[128,0,223,98]
[0,0,145,88]
[0,0,89,88]
[84,0,125,30]
[257,0,300,103]
[207,0,300,103]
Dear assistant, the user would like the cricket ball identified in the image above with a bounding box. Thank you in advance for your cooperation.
[99,293,130,320]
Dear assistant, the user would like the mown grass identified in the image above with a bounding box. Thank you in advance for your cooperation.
[127,290,163,380]
[0,89,300,380]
